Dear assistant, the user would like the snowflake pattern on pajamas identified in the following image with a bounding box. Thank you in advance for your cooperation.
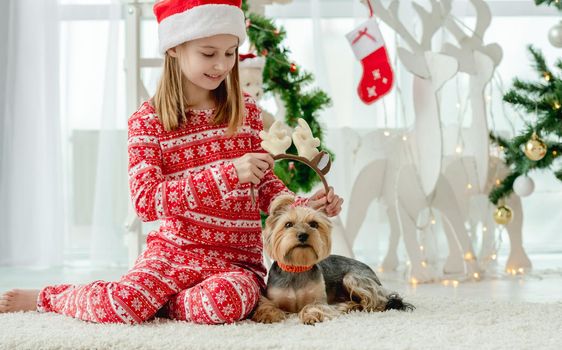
[37,95,301,325]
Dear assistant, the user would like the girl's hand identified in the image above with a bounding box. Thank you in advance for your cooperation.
[232,153,275,185]
[307,186,343,217]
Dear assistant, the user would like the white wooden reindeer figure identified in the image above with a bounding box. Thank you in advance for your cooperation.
[441,0,502,191]
[443,150,533,275]
[432,0,502,276]
[369,0,457,196]
[437,0,499,275]
[376,0,482,282]
[345,0,484,282]
[439,0,531,274]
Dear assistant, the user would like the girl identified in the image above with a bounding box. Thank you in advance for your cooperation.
[0,0,343,324]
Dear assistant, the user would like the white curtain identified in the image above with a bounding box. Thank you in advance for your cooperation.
[0,0,64,267]
[59,0,128,267]
[89,0,128,267]
[0,0,129,267]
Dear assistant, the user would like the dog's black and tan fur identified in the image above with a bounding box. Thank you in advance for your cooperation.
[252,194,414,325]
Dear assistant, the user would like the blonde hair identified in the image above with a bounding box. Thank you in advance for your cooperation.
[153,46,245,135]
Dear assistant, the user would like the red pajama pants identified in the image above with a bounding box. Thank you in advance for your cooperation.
[37,242,263,324]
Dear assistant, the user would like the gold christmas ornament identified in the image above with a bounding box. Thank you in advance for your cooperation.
[494,205,513,225]
[524,132,547,161]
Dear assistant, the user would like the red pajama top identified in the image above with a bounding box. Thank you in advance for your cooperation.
[127,95,294,282]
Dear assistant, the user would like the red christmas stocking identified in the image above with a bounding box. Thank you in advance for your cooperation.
[346,18,394,105]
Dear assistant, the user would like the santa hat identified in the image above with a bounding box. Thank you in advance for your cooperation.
[154,0,247,55]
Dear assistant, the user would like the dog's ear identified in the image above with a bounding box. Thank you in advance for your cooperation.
[268,194,295,218]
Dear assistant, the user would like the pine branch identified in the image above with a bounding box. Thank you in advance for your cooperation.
[512,79,549,96]
[489,172,520,205]
[503,89,540,112]
[489,132,510,149]
[528,45,549,75]
[555,168,562,182]
[534,0,562,11]
[556,58,562,72]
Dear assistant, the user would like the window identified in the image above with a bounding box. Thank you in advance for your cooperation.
[57,0,562,264]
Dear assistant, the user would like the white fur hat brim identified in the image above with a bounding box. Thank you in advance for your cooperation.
[158,4,246,55]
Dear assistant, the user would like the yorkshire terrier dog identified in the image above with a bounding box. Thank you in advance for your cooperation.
[252,194,414,325]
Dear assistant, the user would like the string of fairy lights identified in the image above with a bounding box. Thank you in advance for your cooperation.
[379,30,482,286]
[374,12,552,285]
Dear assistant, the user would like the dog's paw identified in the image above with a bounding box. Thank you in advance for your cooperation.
[251,306,287,324]
[335,301,363,313]
[300,311,323,325]
[299,304,336,325]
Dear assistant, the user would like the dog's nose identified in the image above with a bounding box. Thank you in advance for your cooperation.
[297,232,309,243]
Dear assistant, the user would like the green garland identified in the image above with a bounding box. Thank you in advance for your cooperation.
[534,0,562,11]
[489,45,562,204]
[241,0,333,194]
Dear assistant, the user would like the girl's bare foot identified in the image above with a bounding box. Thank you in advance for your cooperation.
[0,289,40,313]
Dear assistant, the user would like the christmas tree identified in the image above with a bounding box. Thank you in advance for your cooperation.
[489,45,562,205]
[241,0,332,194]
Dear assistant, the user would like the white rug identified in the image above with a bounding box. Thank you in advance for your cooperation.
[1,295,561,350]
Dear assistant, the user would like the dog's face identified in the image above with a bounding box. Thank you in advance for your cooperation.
[263,195,332,266]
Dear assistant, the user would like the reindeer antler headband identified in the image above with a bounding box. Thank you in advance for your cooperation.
[259,118,332,196]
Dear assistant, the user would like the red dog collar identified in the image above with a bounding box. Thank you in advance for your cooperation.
[277,261,313,273]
